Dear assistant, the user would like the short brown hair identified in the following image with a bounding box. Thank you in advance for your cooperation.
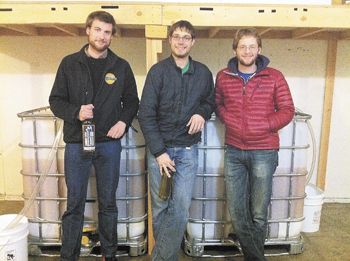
[168,20,196,39]
[232,28,262,50]
[85,11,117,35]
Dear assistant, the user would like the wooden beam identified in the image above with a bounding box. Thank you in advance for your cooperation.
[317,35,338,190]
[0,3,162,25]
[145,25,168,39]
[0,24,38,35]
[115,26,122,38]
[332,0,344,4]
[162,5,350,29]
[292,28,327,39]
[209,27,220,38]
[52,24,79,36]
[145,38,163,255]
[339,30,350,39]
[256,27,273,36]
[121,28,144,38]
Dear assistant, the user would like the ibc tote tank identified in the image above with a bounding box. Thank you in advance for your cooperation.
[18,107,147,256]
[185,112,312,257]
[18,107,61,241]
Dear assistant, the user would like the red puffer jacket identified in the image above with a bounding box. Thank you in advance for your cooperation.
[215,55,295,150]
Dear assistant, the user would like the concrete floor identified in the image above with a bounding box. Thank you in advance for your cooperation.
[0,201,349,260]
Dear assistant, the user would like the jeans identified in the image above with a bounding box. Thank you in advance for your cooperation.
[148,145,198,261]
[225,145,278,261]
[60,140,121,261]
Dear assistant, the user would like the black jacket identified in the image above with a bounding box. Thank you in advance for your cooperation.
[138,56,215,156]
[49,45,139,143]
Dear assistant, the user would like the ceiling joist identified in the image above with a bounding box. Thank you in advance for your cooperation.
[292,28,327,39]
[256,27,273,36]
[340,30,350,40]
[208,27,220,38]
[52,24,80,36]
[0,24,38,36]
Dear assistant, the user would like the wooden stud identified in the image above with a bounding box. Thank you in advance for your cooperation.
[332,0,344,5]
[145,38,163,255]
[317,35,338,190]
[145,25,168,39]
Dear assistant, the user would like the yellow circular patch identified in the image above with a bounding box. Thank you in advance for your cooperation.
[105,73,117,85]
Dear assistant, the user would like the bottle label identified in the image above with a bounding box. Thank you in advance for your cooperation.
[82,122,95,151]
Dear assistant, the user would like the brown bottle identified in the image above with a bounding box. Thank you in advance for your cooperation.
[159,169,172,201]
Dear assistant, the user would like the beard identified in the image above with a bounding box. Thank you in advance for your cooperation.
[237,56,257,67]
[88,38,110,53]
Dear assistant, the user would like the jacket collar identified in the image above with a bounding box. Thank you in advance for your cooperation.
[169,55,195,74]
[226,54,270,75]
[78,44,119,67]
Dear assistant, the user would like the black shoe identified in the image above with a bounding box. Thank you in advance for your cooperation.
[104,257,117,261]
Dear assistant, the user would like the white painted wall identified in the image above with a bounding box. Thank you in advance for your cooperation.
[0,36,349,201]
[0,36,146,198]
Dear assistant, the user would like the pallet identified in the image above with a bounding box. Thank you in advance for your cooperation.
[28,235,147,257]
[183,235,304,257]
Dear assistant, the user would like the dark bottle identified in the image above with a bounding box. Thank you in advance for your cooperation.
[159,169,172,201]
[82,120,95,153]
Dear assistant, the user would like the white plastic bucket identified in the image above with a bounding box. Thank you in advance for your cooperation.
[302,184,324,232]
[0,214,29,261]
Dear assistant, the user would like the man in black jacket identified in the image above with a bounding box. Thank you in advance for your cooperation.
[49,11,139,261]
[138,20,215,261]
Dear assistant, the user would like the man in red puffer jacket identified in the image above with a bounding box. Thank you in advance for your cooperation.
[215,28,294,261]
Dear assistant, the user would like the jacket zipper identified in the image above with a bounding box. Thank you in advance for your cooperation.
[238,72,256,146]
[82,63,93,104]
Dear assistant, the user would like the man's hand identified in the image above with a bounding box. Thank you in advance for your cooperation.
[156,153,176,177]
[107,121,126,139]
[187,114,205,135]
[79,104,94,121]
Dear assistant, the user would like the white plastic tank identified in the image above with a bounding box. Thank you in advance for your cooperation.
[186,112,312,245]
[187,116,230,241]
[19,107,60,240]
[277,114,310,174]
[117,119,147,239]
[18,107,147,250]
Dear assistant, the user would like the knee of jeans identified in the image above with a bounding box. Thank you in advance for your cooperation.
[252,215,267,229]
[168,203,189,221]
[98,199,117,212]
[66,196,86,212]
[174,190,192,208]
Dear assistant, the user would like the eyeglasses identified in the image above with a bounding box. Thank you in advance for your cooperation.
[237,45,259,52]
[171,35,193,42]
